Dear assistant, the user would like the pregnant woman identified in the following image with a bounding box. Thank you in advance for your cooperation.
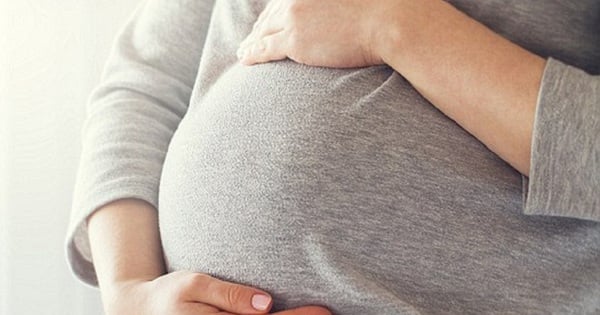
[66,0,600,314]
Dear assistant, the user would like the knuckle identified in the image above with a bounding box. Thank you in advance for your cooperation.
[179,273,210,298]
[225,285,245,308]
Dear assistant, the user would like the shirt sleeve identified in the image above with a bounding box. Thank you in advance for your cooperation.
[65,0,215,287]
[522,57,600,222]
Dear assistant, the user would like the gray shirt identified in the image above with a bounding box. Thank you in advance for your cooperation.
[66,0,600,314]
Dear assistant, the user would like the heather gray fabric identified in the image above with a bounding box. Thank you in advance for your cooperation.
[66,0,600,314]
[524,59,600,222]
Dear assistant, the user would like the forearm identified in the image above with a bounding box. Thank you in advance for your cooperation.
[87,199,166,296]
[377,0,546,175]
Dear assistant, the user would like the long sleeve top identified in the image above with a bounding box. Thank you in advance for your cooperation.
[66,0,600,314]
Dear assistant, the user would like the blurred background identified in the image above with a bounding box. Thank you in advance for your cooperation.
[1,0,142,313]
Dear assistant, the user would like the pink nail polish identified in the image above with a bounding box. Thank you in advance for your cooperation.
[251,294,271,311]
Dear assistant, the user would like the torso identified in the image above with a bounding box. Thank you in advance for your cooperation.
[158,1,600,313]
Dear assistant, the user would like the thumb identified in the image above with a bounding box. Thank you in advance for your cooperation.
[175,272,273,314]
[238,31,288,65]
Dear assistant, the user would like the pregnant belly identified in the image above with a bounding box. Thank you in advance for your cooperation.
[158,62,430,312]
[157,61,592,314]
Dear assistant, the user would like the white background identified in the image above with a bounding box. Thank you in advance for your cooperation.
[1,0,142,314]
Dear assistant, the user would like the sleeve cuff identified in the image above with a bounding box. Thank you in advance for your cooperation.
[522,57,600,222]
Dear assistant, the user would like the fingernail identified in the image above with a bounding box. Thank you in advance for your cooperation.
[251,294,271,311]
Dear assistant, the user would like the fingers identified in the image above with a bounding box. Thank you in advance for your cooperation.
[272,306,333,315]
[253,0,277,31]
[177,272,273,314]
[239,25,285,54]
[238,31,288,65]
[251,0,284,37]
[243,1,280,48]
[240,0,289,65]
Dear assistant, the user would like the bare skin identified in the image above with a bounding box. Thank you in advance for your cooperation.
[238,0,546,176]
[87,199,332,315]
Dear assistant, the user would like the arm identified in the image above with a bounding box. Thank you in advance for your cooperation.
[87,199,296,315]
[87,200,165,284]
[66,0,214,286]
[375,0,600,221]
[238,0,600,222]
[70,0,280,311]
[87,199,165,306]
[68,1,333,313]
[239,0,543,176]
[375,0,545,176]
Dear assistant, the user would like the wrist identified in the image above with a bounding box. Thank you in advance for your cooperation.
[88,197,167,292]
[100,278,153,315]
[364,0,405,65]
[368,3,395,65]
[100,276,153,297]
[374,0,455,68]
